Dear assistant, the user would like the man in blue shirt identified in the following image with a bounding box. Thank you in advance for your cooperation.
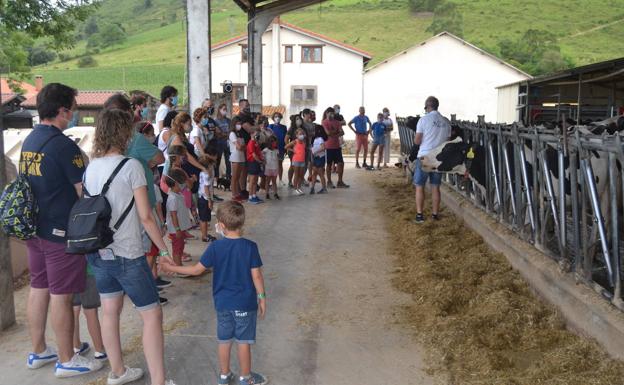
[21,83,103,376]
[348,106,372,169]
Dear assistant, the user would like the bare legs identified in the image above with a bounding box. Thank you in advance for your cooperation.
[415,184,441,215]
[219,343,252,378]
[73,306,105,353]
[27,288,50,355]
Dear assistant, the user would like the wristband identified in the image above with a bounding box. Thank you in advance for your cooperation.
[159,250,170,257]
[175,227,181,231]
[257,293,266,299]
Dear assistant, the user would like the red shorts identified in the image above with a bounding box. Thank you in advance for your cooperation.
[356,134,369,150]
[169,233,185,257]
[27,237,86,295]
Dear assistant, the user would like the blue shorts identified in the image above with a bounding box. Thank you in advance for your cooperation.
[217,310,257,344]
[372,136,385,146]
[86,254,159,311]
[313,156,326,168]
[413,159,442,187]
[247,161,262,176]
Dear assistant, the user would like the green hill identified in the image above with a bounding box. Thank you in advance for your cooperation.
[32,0,624,98]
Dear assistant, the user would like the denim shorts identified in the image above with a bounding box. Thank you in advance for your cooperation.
[413,158,442,186]
[86,254,159,311]
[217,310,257,344]
[313,156,326,168]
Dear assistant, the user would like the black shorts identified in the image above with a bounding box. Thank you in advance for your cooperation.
[326,148,343,165]
[72,275,101,309]
[313,156,326,168]
[197,197,212,222]
[247,160,262,176]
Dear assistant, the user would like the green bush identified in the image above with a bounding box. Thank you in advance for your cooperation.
[77,55,97,68]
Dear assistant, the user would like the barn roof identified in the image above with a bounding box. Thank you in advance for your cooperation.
[364,31,531,78]
[212,20,372,61]
[22,90,126,109]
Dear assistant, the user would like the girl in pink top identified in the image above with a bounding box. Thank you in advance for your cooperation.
[285,128,307,195]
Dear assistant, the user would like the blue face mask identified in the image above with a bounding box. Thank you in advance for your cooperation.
[171,96,178,106]
[141,106,149,119]
[201,118,209,126]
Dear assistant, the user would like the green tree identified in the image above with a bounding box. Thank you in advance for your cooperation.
[498,29,573,75]
[144,0,153,8]
[84,16,99,37]
[97,23,127,48]
[409,0,442,12]
[27,45,57,66]
[426,1,464,38]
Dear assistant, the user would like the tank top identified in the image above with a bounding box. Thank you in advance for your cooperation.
[293,140,306,162]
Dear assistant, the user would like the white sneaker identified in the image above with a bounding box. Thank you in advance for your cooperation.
[27,345,58,369]
[54,354,103,378]
[107,366,144,385]
[164,381,177,385]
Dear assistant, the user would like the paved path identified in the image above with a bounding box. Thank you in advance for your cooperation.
[0,164,435,385]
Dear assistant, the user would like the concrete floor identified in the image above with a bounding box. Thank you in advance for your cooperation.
[0,163,435,385]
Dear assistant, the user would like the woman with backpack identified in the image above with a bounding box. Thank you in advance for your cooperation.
[82,108,175,385]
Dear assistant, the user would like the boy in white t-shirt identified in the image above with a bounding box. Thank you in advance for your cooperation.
[262,136,280,200]
[310,127,328,195]
[198,155,217,243]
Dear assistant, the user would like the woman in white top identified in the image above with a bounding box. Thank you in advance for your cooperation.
[228,116,246,200]
[84,109,174,385]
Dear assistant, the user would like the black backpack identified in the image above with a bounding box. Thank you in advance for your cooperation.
[66,158,135,254]
[0,133,61,240]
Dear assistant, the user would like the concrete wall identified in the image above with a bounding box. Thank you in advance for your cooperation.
[441,186,624,359]
[363,34,529,126]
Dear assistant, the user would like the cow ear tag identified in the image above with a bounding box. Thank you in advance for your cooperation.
[467,148,475,159]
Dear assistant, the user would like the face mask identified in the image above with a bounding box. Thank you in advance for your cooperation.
[384,112,390,117]
[207,107,214,115]
[215,223,225,237]
[235,124,242,131]
[170,96,178,106]
[254,134,260,141]
[328,113,334,120]
[297,135,305,141]
[274,117,281,124]
[296,120,302,127]
[184,124,192,133]
[201,118,209,126]
[141,106,149,119]
[220,109,227,116]
[243,106,250,113]
[335,108,340,114]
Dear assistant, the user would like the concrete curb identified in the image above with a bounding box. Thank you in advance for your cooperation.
[441,185,624,359]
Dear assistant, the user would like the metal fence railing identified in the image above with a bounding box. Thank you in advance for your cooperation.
[397,114,624,309]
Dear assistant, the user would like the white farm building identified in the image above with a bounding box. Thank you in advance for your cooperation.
[363,32,531,126]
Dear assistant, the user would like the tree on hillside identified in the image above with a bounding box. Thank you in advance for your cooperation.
[498,29,573,75]
[84,16,99,37]
[27,45,57,66]
[426,1,464,38]
[87,23,127,49]
[144,0,153,8]
[0,1,97,81]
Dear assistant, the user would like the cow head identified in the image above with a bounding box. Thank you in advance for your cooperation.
[406,115,420,131]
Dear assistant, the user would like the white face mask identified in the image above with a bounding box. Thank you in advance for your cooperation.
[297,134,305,141]
[274,117,281,124]
[215,223,225,237]
[335,108,340,114]
[220,109,227,116]
[235,124,242,131]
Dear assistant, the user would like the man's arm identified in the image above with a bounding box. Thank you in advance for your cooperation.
[414,132,423,145]
[347,119,356,134]
[74,182,82,198]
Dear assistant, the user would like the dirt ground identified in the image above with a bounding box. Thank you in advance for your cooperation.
[0,162,436,385]
[373,170,624,385]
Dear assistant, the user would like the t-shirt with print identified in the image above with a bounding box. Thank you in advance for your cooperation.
[199,237,263,311]
[372,122,386,140]
[199,171,214,201]
[416,110,451,157]
[20,124,85,243]
[84,155,146,259]
[350,115,371,134]
[166,190,192,233]
[262,148,279,171]
[312,137,326,158]
[154,104,170,135]
[127,132,158,208]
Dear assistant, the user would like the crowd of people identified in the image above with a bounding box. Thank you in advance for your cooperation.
[19,82,397,385]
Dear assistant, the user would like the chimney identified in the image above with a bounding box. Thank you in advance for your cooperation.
[35,75,43,91]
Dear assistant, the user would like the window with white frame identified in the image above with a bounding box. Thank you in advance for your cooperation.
[291,86,317,105]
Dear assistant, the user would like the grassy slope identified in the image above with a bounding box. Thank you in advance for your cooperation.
[32,0,624,96]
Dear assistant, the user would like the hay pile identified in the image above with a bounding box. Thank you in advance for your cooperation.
[374,171,624,385]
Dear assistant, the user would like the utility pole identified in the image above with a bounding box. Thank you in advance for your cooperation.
[0,72,16,330]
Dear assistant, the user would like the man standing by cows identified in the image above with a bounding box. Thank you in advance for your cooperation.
[413,96,451,223]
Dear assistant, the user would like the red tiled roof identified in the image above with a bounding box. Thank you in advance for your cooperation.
[22,90,126,109]
[212,20,372,60]
[1,78,38,100]
[232,105,286,117]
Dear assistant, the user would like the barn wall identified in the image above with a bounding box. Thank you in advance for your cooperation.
[363,35,529,128]
[497,84,520,123]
